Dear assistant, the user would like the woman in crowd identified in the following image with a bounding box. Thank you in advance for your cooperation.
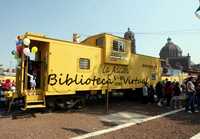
[185,77,198,113]
[171,82,181,109]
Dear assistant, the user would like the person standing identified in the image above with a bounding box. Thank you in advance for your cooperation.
[164,81,173,107]
[142,83,149,104]
[195,75,200,111]
[185,77,197,113]
[149,85,155,104]
[28,74,36,89]
[156,81,164,106]
[171,82,181,109]
[0,80,3,107]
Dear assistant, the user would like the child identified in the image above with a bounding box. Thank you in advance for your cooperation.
[26,73,36,91]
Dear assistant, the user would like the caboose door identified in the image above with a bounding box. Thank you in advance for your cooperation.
[22,41,49,94]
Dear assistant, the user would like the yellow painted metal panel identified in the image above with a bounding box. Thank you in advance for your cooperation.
[47,42,161,95]
[104,34,131,65]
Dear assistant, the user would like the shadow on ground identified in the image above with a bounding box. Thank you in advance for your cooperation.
[62,127,90,135]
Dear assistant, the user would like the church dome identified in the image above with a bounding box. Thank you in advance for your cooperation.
[159,38,182,59]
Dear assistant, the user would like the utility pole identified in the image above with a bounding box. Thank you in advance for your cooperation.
[105,74,110,113]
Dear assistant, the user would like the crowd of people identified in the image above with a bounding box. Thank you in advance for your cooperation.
[142,75,200,113]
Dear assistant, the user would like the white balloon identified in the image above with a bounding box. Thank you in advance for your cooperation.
[23,38,30,46]
[29,53,36,61]
[23,48,30,56]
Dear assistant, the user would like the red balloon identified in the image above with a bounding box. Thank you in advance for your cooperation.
[16,45,23,57]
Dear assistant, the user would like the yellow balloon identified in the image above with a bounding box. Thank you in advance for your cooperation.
[31,46,38,54]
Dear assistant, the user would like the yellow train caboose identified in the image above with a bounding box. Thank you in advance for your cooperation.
[8,32,162,110]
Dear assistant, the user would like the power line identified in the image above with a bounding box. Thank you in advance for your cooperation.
[112,29,200,35]
[78,29,200,38]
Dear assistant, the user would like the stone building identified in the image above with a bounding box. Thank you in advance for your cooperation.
[159,38,191,71]
[124,28,136,53]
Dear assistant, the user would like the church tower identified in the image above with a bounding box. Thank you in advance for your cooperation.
[124,28,136,53]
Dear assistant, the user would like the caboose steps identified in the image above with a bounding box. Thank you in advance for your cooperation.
[26,95,44,102]
[26,104,46,109]
[24,91,46,109]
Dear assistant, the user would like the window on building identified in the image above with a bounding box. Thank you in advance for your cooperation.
[79,58,90,69]
[112,40,125,52]
[96,37,104,47]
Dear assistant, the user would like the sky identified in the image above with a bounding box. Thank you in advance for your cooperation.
[0,0,200,68]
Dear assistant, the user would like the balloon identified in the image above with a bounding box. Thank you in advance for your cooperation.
[16,58,21,65]
[16,45,23,56]
[11,50,16,55]
[23,48,30,56]
[14,54,19,60]
[29,53,36,61]
[16,40,23,46]
[31,46,38,54]
[17,35,20,40]
[23,38,30,46]
[16,35,22,40]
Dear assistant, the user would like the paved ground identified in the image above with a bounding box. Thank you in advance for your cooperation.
[0,100,200,139]
[89,111,200,139]
[100,112,149,125]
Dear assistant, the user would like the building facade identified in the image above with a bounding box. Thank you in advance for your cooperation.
[159,38,191,71]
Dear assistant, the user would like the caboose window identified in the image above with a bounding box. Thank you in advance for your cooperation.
[96,37,104,47]
[79,58,90,69]
[151,73,156,80]
[112,40,125,52]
